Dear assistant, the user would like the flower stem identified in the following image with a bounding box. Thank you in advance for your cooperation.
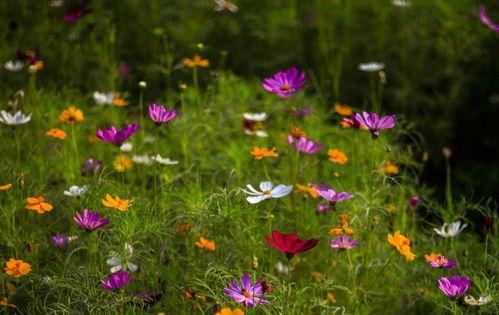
[154,127,159,205]
[347,249,356,303]
[139,90,145,142]
[283,259,292,315]
[71,124,79,177]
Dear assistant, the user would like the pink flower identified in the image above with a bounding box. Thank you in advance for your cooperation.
[262,67,305,99]
[288,135,321,154]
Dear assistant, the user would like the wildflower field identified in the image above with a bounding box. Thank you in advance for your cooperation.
[0,1,498,314]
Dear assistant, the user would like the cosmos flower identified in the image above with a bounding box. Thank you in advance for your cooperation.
[224,273,269,307]
[438,275,471,298]
[74,209,109,231]
[295,183,318,198]
[215,307,244,315]
[250,147,278,160]
[275,261,294,274]
[341,114,363,129]
[334,103,353,116]
[183,55,209,68]
[97,124,139,145]
[382,161,399,174]
[330,236,358,250]
[425,253,456,269]
[264,230,318,258]
[195,237,216,251]
[132,155,154,166]
[63,185,89,197]
[120,142,133,152]
[107,243,138,273]
[328,214,354,235]
[392,0,411,6]
[215,0,239,13]
[464,295,492,306]
[114,156,133,172]
[288,135,321,154]
[58,106,84,125]
[328,149,348,164]
[46,128,67,140]
[358,62,385,72]
[243,181,293,204]
[25,196,53,214]
[433,221,467,238]
[0,110,31,125]
[148,103,177,125]
[81,158,103,176]
[387,231,416,261]
[292,107,312,117]
[316,184,354,204]
[4,259,31,278]
[243,113,266,121]
[102,194,130,212]
[0,184,12,191]
[479,6,499,32]
[406,196,419,213]
[100,270,131,291]
[153,154,179,165]
[63,5,92,24]
[93,91,114,105]
[353,112,395,139]
[243,120,268,138]
[4,60,24,72]
[262,67,305,99]
[52,235,69,247]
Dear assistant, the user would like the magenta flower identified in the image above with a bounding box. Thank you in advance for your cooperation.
[438,275,471,298]
[100,270,131,291]
[316,184,354,203]
[148,103,176,125]
[316,203,332,213]
[425,254,457,269]
[74,209,109,231]
[292,107,312,117]
[96,124,139,145]
[288,135,321,154]
[353,112,395,139]
[81,158,103,176]
[406,196,420,213]
[262,67,305,99]
[479,6,499,32]
[224,273,269,307]
[63,5,92,24]
[330,236,358,250]
[52,235,69,247]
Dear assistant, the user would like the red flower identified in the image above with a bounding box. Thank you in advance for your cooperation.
[264,230,318,258]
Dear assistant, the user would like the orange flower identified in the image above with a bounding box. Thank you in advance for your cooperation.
[0,296,16,308]
[328,214,354,235]
[102,193,130,212]
[295,183,318,198]
[250,147,278,160]
[113,93,129,106]
[32,60,44,70]
[290,126,306,138]
[113,156,133,172]
[383,161,399,174]
[0,184,12,191]
[4,259,31,278]
[58,106,84,125]
[387,231,416,261]
[216,307,245,315]
[328,149,348,164]
[45,128,67,140]
[25,196,53,214]
[183,55,210,68]
[327,292,337,303]
[334,102,353,116]
[195,236,215,251]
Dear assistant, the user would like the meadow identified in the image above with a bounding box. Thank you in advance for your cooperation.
[0,1,498,314]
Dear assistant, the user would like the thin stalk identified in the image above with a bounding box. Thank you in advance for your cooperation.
[283,259,292,315]
[71,124,79,176]
[347,249,356,304]
[154,127,159,205]
[139,90,145,142]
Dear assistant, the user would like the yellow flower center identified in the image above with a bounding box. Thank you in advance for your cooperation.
[281,83,291,91]
[242,288,253,299]
[263,190,271,196]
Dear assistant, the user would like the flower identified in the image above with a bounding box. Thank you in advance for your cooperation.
[383,161,399,174]
[242,181,293,204]
[224,273,269,307]
[0,184,12,191]
[243,120,268,138]
[288,135,321,154]
[46,128,67,140]
[406,196,419,213]
[4,60,24,72]
[148,103,177,125]
[183,55,209,68]
[114,156,133,172]
[438,275,471,298]
[63,185,89,197]
[295,183,318,198]
[484,216,494,232]
[74,209,109,231]
[52,235,69,247]
[353,112,395,139]
[97,124,139,145]
[4,259,31,278]
[153,154,179,165]
[330,236,358,250]
[102,194,130,212]
[328,214,354,235]
[250,147,278,160]
[392,0,411,7]
[275,261,294,274]
[58,106,84,125]
[132,155,154,166]
[433,221,467,238]
[107,243,138,273]
[0,110,31,125]
[479,6,499,33]
[328,149,348,164]
[425,253,456,269]
[290,126,307,138]
[262,67,305,99]
[195,237,215,251]
[0,296,16,308]
[334,103,353,116]
[341,114,363,129]
[264,230,318,258]
[25,196,53,214]
[100,270,131,291]
[120,142,133,152]
[464,295,492,306]
[358,62,385,72]
[215,0,239,13]
[112,93,128,106]
[93,91,114,105]
[81,158,103,176]
[243,113,266,121]
[292,107,312,117]
[316,184,354,205]
[387,231,416,261]
[216,307,244,315]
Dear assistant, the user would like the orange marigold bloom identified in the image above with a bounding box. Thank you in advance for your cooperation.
[113,156,133,172]
[102,193,130,212]
[295,183,318,198]
[183,55,210,68]
[46,128,67,140]
[334,102,353,116]
[25,196,53,214]
[58,106,84,125]
[4,259,31,278]
[195,237,215,251]
[251,147,279,160]
[387,230,416,261]
[383,161,399,174]
[113,93,129,106]
[290,126,306,138]
[0,184,12,191]
[328,149,348,164]
[216,307,245,315]
[328,214,354,235]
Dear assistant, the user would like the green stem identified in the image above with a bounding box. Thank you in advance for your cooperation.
[283,259,292,315]
[139,90,145,142]
[347,249,356,303]
[71,124,79,175]
[154,127,159,204]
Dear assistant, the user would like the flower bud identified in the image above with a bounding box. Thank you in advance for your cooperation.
[138,81,147,89]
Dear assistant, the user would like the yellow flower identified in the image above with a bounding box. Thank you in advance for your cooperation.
[46,128,67,140]
[183,55,210,68]
[113,93,129,106]
[387,231,416,261]
[4,258,31,278]
[102,193,130,212]
[328,214,354,235]
[250,147,278,160]
[113,156,133,172]
[295,183,318,198]
[328,149,348,164]
[25,196,53,214]
[0,184,12,191]
[58,106,84,125]
[216,307,245,315]
[327,292,337,303]
[334,102,353,116]
[383,161,399,174]
[195,237,215,251]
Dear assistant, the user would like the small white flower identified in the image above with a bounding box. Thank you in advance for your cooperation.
[120,142,133,152]
[464,295,492,306]
[50,0,64,7]
[132,154,154,165]
[93,91,114,105]
[433,220,467,238]
[144,135,156,143]
[392,0,411,7]
[107,243,138,273]
[63,185,89,197]
[4,60,24,72]
[243,112,267,122]
[153,154,179,165]
[0,110,32,125]
[215,0,239,13]
[243,181,293,204]
[275,261,294,274]
[68,235,79,241]
[358,62,385,72]
[244,129,269,138]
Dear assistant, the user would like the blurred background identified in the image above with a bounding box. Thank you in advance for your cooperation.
[1,0,498,200]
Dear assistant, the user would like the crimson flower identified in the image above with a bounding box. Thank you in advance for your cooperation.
[264,230,318,259]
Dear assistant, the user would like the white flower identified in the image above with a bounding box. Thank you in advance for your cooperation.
[392,0,411,7]
[275,261,294,274]
[153,154,178,165]
[243,112,267,122]
[243,181,293,204]
[4,60,24,72]
[0,110,32,125]
[50,0,64,7]
[106,243,138,273]
[464,295,492,306]
[132,154,154,165]
[144,135,156,143]
[244,129,269,138]
[433,221,467,238]
[358,62,385,72]
[215,0,238,13]
[120,142,133,152]
[63,185,89,197]
[67,235,78,241]
[93,91,114,105]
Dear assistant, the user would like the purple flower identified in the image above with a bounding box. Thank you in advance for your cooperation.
[316,203,332,213]
[292,107,312,117]
[148,103,177,125]
[100,270,131,291]
[262,67,305,99]
[406,196,419,213]
[425,254,457,269]
[330,236,358,250]
[81,158,103,176]
[479,6,499,33]
[74,209,109,231]
[353,112,395,139]
[96,124,139,145]
[288,135,321,154]
[438,275,471,298]
[224,273,269,307]
[63,6,92,24]
[316,184,354,204]
[52,235,69,247]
